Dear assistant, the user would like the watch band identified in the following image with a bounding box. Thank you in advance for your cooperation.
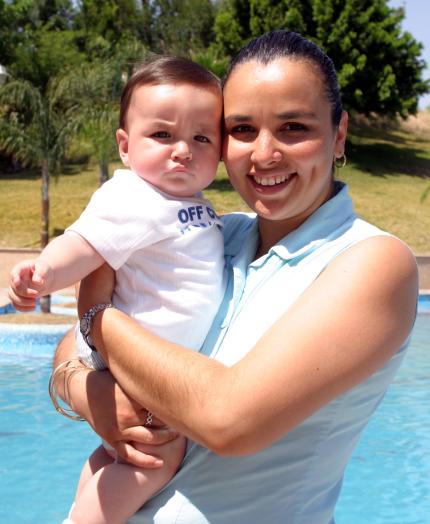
[80,303,113,350]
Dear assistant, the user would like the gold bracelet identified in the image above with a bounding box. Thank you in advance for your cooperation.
[48,359,87,421]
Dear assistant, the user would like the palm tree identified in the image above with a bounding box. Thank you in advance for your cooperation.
[56,59,128,187]
[56,37,148,186]
[79,109,119,186]
[0,78,74,312]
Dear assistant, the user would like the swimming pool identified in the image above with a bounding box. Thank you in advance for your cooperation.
[335,311,430,524]
[0,306,428,523]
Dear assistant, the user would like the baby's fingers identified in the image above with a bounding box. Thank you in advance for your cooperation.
[9,261,39,293]
[116,441,164,468]
[123,425,179,446]
[9,282,39,298]
[7,289,37,311]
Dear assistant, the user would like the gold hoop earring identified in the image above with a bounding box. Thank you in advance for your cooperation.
[334,154,346,168]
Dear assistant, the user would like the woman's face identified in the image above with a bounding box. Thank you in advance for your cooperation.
[222,58,348,231]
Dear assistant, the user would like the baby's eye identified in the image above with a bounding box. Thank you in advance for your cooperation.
[152,131,170,138]
[194,135,211,143]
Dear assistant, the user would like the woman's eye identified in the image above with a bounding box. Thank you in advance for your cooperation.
[152,131,170,138]
[230,124,255,135]
[282,122,306,131]
[194,135,210,143]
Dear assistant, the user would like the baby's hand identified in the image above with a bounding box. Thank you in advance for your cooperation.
[8,258,53,311]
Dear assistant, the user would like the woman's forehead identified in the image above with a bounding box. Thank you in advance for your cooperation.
[225,57,322,89]
[223,58,327,113]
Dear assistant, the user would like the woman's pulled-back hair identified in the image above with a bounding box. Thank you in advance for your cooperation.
[223,31,343,127]
[119,55,221,129]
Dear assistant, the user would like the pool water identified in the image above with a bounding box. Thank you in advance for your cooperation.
[0,325,98,523]
[335,313,430,524]
[0,311,429,524]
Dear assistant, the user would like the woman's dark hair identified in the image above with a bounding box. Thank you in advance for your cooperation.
[223,31,343,127]
[120,55,221,129]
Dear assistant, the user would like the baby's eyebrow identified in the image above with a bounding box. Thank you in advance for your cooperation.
[149,118,175,125]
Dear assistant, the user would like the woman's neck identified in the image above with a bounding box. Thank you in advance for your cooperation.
[255,180,336,259]
[255,217,300,259]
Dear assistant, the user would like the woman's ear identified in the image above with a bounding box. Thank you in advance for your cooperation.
[334,111,348,157]
[116,128,130,166]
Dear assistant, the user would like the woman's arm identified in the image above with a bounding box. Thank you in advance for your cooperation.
[53,330,179,467]
[85,236,418,456]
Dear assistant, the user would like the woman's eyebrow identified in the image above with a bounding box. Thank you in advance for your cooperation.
[277,111,318,120]
[224,114,251,123]
[224,111,319,123]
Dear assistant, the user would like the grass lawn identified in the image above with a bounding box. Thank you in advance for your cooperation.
[1,118,429,254]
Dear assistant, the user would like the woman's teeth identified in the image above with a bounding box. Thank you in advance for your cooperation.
[253,174,292,186]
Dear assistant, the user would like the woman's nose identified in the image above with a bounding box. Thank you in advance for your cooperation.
[172,141,192,162]
[250,131,282,167]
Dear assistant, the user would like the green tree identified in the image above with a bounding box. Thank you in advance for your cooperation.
[213,0,251,56]
[249,0,306,36]
[74,0,153,59]
[0,78,75,311]
[55,59,127,186]
[152,0,216,56]
[213,0,429,117]
[1,0,82,93]
[24,0,76,29]
[309,0,428,117]
[10,26,83,90]
[0,0,25,66]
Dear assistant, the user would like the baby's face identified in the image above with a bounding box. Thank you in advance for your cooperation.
[116,82,222,197]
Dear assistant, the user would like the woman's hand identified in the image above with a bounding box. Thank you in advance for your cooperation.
[77,263,115,318]
[83,368,179,468]
[54,330,179,468]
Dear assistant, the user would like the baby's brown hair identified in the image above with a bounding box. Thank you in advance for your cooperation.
[119,56,221,130]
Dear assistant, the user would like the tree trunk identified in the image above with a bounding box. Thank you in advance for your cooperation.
[40,158,51,313]
[40,293,51,314]
[99,161,109,186]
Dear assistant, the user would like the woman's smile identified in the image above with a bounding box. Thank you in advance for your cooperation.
[250,171,297,190]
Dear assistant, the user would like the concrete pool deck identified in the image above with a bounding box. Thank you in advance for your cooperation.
[0,248,429,316]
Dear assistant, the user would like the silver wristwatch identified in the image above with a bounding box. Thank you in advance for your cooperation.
[79,303,113,350]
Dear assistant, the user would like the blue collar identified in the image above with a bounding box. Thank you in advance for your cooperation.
[225,182,356,264]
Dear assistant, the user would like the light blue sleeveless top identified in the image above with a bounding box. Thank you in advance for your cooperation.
[129,182,411,524]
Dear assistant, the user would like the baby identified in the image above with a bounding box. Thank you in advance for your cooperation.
[9,56,225,524]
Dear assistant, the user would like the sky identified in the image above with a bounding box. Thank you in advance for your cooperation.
[388,0,430,109]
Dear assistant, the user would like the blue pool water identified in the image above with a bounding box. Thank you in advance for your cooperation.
[335,311,430,524]
[0,306,429,523]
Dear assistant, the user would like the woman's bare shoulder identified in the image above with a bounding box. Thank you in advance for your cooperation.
[327,234,418,294]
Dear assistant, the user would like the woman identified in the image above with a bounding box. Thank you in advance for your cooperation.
[54,31,417,523]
